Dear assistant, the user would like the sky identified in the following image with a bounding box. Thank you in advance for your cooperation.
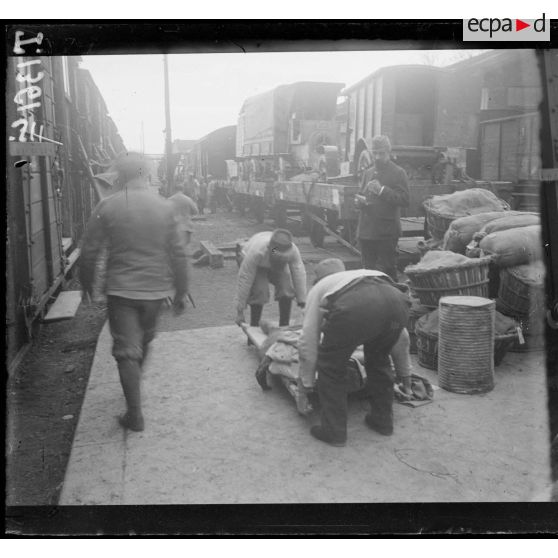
[80,49,488,154]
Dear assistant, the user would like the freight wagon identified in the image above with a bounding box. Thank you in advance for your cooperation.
[7,46,125,371]
[231,81,344,222]
[279,51,542,247]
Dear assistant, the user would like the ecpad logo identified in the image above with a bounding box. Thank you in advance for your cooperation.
[463,13,549,41]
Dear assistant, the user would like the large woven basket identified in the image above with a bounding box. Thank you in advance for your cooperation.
[424,208,455,240]
[408,300,431,354]
[415,326,438,370]
[438,296,495,395]
[415,312,517,369]
[497,267,546,319]
[406,257,492,308]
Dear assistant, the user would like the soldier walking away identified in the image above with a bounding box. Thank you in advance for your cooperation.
[168,183,199,246]
[355,135,410,281]
[297,258,411,446]
[235,229,307,328]
[79,152,189,432]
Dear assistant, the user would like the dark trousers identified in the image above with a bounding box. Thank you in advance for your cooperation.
[107,295,165,420]
[359,237,399,282]
[316,278,410,441]
[107,296,164,365]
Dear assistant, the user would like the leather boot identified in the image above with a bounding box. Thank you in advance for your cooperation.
[365,384,394,436]
[250,304,263,327]
[117,358,144,431]
[278,297,292,327]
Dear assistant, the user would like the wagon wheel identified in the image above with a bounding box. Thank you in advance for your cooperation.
[308,209,326,248]
[273,202,288,228]
[357,150,373,188]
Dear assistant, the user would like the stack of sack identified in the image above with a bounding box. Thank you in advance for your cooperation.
[443,211,538,255]
[407,186,543,364]
[464,213,544,349]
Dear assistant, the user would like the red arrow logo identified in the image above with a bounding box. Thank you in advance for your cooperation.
[516,19,530,31]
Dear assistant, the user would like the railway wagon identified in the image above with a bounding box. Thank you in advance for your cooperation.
[232,81,344,221]
[7,49,125,371]
[272,64,484,246]
[341,63,483,216]
[236,81,344,181]
[189,125,236,181]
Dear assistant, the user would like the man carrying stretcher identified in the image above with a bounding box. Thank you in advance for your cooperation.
[297,259,411,447]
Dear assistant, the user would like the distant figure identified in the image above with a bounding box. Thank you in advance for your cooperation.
[168,183,199,246]
[197,178,208,214]
[207,175,217,214]
[235,229,307,328]
[187,173,200,203]
[79,152,189,432]
[356,135,410,281]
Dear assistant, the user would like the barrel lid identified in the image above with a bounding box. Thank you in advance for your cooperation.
[439,296,494,308]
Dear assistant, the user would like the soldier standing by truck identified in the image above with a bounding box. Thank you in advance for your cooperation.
[355,135,410,281]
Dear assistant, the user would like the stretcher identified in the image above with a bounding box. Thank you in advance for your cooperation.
[239,322,434,415]
[239,322,366,416]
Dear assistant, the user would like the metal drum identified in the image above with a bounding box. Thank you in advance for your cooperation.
[438,296,495,394]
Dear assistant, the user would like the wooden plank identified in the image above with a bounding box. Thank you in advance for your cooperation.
[62,237,73,253]
[242,325,267,350]
[400,217,426,237]
[199,240,224,269]
[308,212,361,256]
[64,248,80,273]
[44,290,82,322]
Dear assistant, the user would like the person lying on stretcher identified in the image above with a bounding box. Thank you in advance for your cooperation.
[255,318,412,399]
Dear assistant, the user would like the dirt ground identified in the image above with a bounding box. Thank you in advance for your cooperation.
[6,206,558,505]
[6,208,274,506]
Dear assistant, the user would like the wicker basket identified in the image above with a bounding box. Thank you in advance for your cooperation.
[415,315,517,369]
[497,267,546,319]
[494,332,519,365]
[415,318,439,370]
[408,300,431,354]
[406,257,492,308]
[424,208,455,240]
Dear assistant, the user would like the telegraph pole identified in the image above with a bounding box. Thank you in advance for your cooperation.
[163,54,173,196]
